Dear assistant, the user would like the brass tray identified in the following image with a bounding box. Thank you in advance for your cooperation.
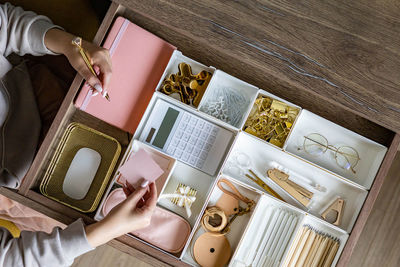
[40,122,121,213]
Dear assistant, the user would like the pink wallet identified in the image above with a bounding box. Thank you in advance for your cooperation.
[75,17,176,133]
[102,188,191,253]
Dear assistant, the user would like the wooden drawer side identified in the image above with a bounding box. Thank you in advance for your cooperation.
[337,133,400,267]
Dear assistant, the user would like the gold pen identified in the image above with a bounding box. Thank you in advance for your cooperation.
[72,37,110,101]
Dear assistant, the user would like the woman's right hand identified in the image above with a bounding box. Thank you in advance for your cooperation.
[85,182,157,248]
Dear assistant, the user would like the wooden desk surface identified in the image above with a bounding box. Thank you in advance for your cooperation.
[115,0,400,142]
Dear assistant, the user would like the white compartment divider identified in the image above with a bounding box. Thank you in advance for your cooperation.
[155,50,216,110]
[198,70,259,129]
[90,50,387,266]
[94,140,176,221]
[282,215,349,267]
[230,193,305,267]
[157,161,216,227]
[284,110,387,189]
[182,176,262,266]
[242,89,302,150]
[222,132,368,232]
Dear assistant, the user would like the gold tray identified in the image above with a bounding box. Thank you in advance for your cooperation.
[40,123,121,213]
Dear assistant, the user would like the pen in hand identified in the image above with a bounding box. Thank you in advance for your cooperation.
[72,37,111,101]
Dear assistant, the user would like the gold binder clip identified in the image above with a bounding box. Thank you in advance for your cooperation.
[321,197,345,226]
[267,168,313,207]
[161,63,212,107]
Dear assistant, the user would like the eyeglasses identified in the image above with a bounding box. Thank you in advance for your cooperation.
[298,133,360,174]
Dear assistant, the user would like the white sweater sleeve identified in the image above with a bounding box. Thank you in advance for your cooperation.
[0,2,62,57]
[0,219,94,267]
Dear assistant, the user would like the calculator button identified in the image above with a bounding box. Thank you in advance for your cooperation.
[203,142,212,152]
[189,117,198,126]
[193,128,201,137]
[197,140,205,149]
[210,127,219,136]
[193,148,201,157]
[183,133,190,142]
[199,150,208,160]
[204,123,212,133]
[196,120,205,129]
[186,125,194,134]
[178,141,187,150]
[175,130,184,138]
[174,149,183,158]
[166,146,176,155]
[189,136,198,145]
[200,131,208,140]
[186,144,194,153]
[196,159,205,168]
[207,135,216,144]
[182,152,190,162]
[189,156,198,165]
[178,122,187,131]
[182,113,191,123]
[171,138,180,147]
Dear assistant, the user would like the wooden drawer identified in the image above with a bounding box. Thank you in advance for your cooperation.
[1,1,399,267]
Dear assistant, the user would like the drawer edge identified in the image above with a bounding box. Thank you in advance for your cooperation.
[337,133,400,267]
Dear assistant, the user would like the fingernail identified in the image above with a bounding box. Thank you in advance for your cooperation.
[94,83,103,93]
[102,90,108,98]
[141,180,149,188]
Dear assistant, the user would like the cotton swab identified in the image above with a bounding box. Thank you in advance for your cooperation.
[259,212,290,266]
[253,208,282,265]
[273,215,298,266]
[243,206,274,265]
[258,209,285,265]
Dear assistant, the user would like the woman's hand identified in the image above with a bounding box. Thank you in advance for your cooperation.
[85,182,157,248]
[44,28,112,97]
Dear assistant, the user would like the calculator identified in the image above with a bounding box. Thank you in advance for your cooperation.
[139,99,233,175]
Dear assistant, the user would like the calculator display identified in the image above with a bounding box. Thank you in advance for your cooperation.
[152,107,179,149]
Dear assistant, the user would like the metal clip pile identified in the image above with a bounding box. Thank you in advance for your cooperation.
[161,63,212,107]
[244,96,299,147]
[200,86,248,127]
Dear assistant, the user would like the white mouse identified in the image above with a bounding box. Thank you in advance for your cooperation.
[62,147,101,200]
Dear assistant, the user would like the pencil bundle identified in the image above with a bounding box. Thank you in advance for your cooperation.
[284,225,340,267]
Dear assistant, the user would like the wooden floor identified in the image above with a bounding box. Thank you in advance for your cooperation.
[72,150,400,267]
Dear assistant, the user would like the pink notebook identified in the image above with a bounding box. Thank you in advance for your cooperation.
[75,17,176,133]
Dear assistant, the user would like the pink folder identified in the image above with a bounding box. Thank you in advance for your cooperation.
[75,17,176,133]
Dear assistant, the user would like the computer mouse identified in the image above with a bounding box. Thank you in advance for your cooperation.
[62,147,101,200]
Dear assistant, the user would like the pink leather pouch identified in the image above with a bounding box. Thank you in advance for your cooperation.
[102,188,191,253]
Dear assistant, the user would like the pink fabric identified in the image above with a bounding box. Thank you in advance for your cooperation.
[103,188,191,253]
[74,17,176,133]
[0,195,64,233]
